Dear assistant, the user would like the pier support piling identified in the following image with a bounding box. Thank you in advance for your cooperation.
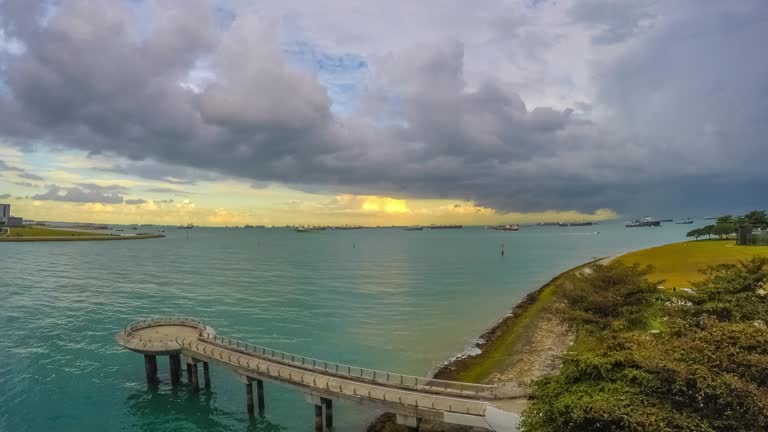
[256,379,265,416]
[314,404,323,432]
[203,362,211,389]
[143,354,158,385]
[322,398,333,430]
[397,415,421,432]
[190,362,200,393]
[169,354,181,386]
[186,362,193,384]
[246,380,255,417]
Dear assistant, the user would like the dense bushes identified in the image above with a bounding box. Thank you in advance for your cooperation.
[521,258,768,432]
[560,261,658,330]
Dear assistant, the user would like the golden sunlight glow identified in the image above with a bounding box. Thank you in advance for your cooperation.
[360,196,410,213]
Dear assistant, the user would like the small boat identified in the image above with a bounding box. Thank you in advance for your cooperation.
[403,227,423,231]
[625,217,661,227]
[177,224,194,229]
[675,219,694,224]
[295,228,310,233]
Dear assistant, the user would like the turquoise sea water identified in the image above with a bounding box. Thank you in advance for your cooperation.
[0,222,703,431]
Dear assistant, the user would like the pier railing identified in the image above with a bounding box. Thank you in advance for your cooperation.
[198,333,497,399]
[124,317,205,336]
[116,317,207,353]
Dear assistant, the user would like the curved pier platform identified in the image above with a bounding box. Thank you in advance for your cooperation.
[116,317,522,431]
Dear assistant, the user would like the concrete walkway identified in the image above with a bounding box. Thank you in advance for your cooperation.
[116,317,523,431]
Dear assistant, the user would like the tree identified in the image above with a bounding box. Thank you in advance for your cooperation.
[743,210,768,230]
[717,215,734,224]
[701,224,715,239]
[687,228,705,240]
[713,223,736,239]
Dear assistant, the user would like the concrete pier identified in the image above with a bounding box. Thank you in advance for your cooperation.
[144,354,158,385]
[190,362,200,392]
[256,379,265,416]
[203,362,211,389]
[246,380,255,417]
[314,404,323,432]
[322,398,333,429]
[116,317,523,432]
[169,354,181,386]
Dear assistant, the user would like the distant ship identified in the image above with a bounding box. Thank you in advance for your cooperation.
[558,222,593,227]
[295,226,326,232]
[625,217,661,227]
[675,219,694,224]
[177,223,194,229]
[536,222,559,226]
[488,224,520,231]
[403,226,423,231]
[429,225,463,229]
[659,219,674,223]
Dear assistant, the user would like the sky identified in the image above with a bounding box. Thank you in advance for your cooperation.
[0,0,766,226]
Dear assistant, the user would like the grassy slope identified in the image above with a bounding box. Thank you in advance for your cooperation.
[4,226,102,237]
[436,261,596,384]
[619,240,768,288]
[453,284,557,383]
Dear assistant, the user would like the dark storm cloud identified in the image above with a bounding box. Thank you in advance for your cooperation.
[74,183,129,193]
[0,160,22,172]
[0,159,45,183]
[145,187,193,195]
[18,172,43,181]
[124,198,147,205]
[13,181,38,188]
[0,0,766,215]
[100,161,220,185]
[32,184,125,204]
[0,193,11,199]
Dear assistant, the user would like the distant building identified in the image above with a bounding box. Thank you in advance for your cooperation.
[0,203,10,225]
[0,203,23,226]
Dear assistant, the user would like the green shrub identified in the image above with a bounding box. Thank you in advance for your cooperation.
[522,258,768,432]
[560,261,658,330]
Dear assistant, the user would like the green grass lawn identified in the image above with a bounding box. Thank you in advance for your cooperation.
[4,226,103,237]
[619,240,768,288]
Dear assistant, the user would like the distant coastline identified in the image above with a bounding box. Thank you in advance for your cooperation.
[0,234,165,242]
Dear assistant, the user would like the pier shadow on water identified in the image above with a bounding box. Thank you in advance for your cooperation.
[125,384,284,432]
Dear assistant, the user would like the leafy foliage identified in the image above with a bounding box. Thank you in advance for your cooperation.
[560,261,658,330]
[687,210,767,241]
[687,225,714,240]
[522,258,768,432]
